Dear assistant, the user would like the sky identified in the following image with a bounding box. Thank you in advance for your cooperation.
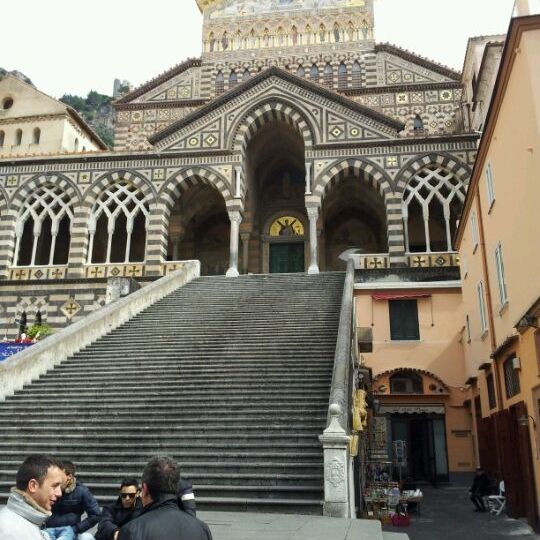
[1,0,517,99]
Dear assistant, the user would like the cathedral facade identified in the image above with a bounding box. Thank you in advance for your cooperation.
[0,0,479,481]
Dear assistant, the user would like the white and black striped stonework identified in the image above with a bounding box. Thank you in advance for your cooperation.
[149,168,234,276]
[0,175,82,278]
[67,171,157,278]
[313,158,406,267]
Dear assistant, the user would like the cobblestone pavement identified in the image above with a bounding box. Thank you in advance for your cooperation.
[382,486,540,540]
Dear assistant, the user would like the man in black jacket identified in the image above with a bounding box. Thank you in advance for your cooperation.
[469,467,491,512]
[119,457,212,540]
[96,478,142,540]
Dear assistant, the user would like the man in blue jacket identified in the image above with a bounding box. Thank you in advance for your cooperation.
[46,460,101,540]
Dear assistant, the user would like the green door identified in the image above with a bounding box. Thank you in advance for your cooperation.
[269,243,304,273]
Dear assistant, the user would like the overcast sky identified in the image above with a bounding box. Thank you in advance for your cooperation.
[2,0,516,98]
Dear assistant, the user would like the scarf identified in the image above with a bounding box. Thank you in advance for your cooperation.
[6,488,51,539]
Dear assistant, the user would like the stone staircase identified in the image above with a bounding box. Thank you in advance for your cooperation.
[0,272,345,514]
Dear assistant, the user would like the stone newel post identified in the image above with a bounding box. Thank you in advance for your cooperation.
[226,210,242,277]
[319,404,352,518]
[307,206,320,274]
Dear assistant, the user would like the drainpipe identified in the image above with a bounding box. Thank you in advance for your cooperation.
[476,189,503,411]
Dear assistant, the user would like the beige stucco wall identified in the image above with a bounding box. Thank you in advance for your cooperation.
[356,288,474,472]
[0,76,100,157]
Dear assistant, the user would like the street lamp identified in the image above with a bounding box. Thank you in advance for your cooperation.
[518,414,539,460]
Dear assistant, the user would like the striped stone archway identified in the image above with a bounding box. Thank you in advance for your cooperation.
[0,174,82,275]
[148,167,235,275]
[313,158,406,267]
[395,152,471,195]
[71,170,157,276]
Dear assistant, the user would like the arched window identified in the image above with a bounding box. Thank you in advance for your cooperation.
[32,127,41,145]
[229,70,238,88]
[413,114,424,132]
[296,65,305,78]
[338,63,348,89]
[402,165,467,253]
[87,182,150,264]
[242,68,251,82]
[390,372,424,394]
[333,23,341,42]
[323,64,333,88]
[35,310,42,326]
[14,186,74,267]
[215,71,224,95]
[0,130,5,147]
[352,61,362,87]
[74,138,79,152]
[14,129,22,146]
[309,64,319,82]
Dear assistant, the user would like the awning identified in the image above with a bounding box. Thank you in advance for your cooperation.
[372,292,432,301]
[379,404,445,415]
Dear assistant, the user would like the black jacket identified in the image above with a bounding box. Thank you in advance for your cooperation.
[118,495,212,540]
[46,482,101,533]
[95,497,143,540]
[177,480,196,518]
[471,472,491,495]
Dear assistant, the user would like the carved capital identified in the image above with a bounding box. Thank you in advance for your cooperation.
[306,206,319,220]
[228,210,242,224]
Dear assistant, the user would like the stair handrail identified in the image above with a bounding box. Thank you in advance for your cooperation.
[326,257,355,431]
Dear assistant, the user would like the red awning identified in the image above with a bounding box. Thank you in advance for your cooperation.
[372,292,432,301]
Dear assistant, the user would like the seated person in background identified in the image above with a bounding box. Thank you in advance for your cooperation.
[96,478,142,540]
[470,467,491,512]
[46,460,101,540]
[177,479,196,517]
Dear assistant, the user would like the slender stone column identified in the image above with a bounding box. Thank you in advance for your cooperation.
[305,162,313,195]
[319,404,352,518]
[307,206,320,275]
[226,210,242,277]
[234,167,243,199]
[240,233,250,275]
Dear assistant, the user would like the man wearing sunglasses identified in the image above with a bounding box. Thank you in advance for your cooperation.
[96,478,142,540]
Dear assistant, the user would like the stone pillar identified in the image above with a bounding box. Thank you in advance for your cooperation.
[305,162,313,195]
[226,210,242,277]
[234,167,243,199]
[307,206,320,275]
[319,404,352,518]
[241,233,250,275]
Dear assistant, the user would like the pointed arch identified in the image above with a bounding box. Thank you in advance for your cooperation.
[229,97,317,155]
[313,157,394,205]
[215,71,225,95]
[338,63,348,89]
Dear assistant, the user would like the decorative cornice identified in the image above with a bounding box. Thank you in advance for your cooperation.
[0,113,66,125]
[114,58,202,105]
[150,66,405,145]
[340,80,463,98]
[375,43,461,80]
[115,99,208,112]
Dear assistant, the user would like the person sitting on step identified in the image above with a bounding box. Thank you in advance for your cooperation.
[95,478,142,540]
[45,460,101,540]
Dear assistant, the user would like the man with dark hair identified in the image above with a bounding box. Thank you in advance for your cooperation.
[469,467,491,512]
[95,478,142,540]
[46,460,101,540]
[0,454,65,540]
[119,457,212,540]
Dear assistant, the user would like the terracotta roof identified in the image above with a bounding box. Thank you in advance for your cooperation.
[150,66,405,145]
[114,58,202,105]
[375,43,461,80]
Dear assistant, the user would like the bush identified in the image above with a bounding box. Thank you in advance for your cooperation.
[26,324,53,340]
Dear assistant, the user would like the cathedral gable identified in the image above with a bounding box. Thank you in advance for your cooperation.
[376,45,460,87]
[151,68,404,153]
[115,59,203,105]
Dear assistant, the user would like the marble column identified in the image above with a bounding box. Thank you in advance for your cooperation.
[305,162,313,195]
[241,233,250,275]
[226,210,242,277]
[307,206,320,275]
[234,166,242,199]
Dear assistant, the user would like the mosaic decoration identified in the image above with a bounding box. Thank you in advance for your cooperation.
[270,216,305,237]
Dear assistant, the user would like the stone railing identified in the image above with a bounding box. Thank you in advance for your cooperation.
[319,258,356,518]
[0,260,200,400]
[350,251,459,270]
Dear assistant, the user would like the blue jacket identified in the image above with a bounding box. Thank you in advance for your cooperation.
[46,482,101,533]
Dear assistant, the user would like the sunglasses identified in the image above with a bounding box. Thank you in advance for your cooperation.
[120,493,137,499]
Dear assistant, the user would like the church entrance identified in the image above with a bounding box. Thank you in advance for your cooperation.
[269,242,304,273]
